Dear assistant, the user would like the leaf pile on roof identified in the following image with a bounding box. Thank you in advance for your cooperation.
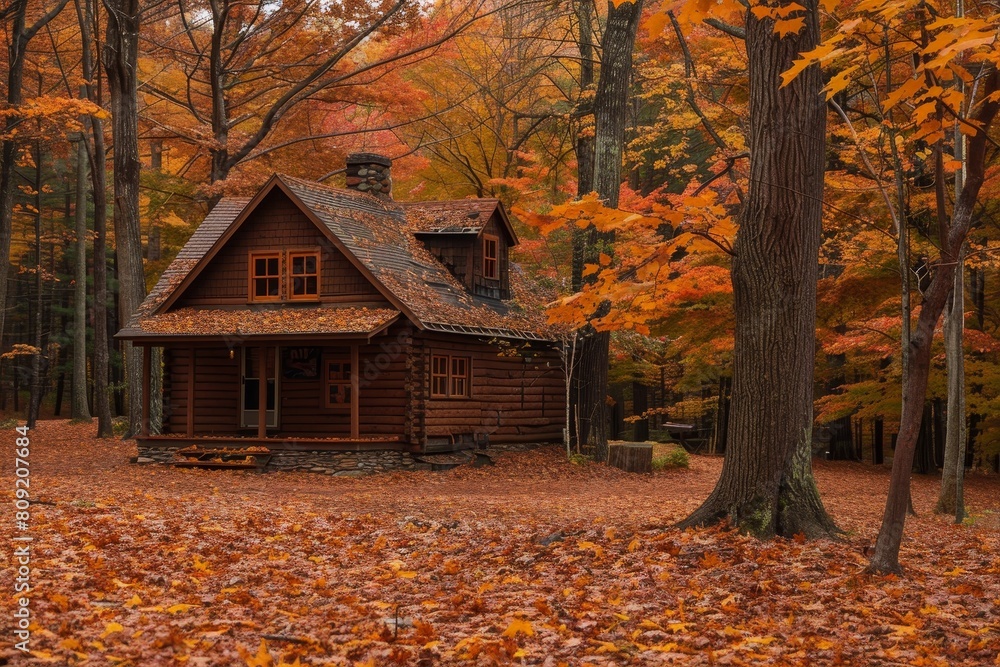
[403,199,500,234]
[137,307,399,336]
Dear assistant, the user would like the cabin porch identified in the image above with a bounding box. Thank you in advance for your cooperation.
[134,335,414,448]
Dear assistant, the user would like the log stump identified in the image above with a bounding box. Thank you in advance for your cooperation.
[608,443,653,473]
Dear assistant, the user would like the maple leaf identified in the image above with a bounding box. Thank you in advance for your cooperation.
[502,618,534,637]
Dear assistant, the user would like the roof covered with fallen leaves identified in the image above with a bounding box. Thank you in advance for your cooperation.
[129,307,400,339]
[402,199,503,235]
[122,176,554,341]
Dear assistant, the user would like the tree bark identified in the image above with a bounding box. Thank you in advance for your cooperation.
[72,137,92,419]
[680,1,837,539]
[937,254,966,517]
[570,0,643,460]
[868,70,1000,574]
[104,0,146,437]
[79,0,113,436]
[27,141,46,427]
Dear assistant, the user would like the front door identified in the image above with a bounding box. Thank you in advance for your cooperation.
[241,347,278,428]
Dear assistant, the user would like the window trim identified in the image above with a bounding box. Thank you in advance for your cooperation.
[249,251,282,302]
[482,234,499,280]
[324,357,352,410]
[430,353,472,399]
[287,248,321,301]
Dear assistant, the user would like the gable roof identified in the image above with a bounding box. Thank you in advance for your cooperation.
[122,175,553,342]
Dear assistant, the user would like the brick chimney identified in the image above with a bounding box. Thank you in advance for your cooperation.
[345,153,392,199]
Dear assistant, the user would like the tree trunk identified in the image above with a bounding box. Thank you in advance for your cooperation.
[569,0,643,461]
[27,142,45,427]
[104,0,146,437]
[79,0,113,437]
[72,137,92,419]
[680,1,837,539]
[937,254,966,517]
[632,380,649,441]
[868,70,1000,574]
[0,0,29,361]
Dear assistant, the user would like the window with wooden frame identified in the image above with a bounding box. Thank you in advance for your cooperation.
[430,354,471,398]
[483,235,499,280]
[325,357,352,409]
[250,252,281,301]
[288,250,320,299]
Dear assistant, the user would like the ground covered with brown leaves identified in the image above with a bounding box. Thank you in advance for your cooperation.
[1,421,999,666]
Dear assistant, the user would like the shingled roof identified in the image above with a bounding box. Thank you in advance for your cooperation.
[403,199,516,240]
[120,175,554,342]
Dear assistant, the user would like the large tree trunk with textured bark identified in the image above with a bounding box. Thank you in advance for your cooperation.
[79,0,113,437]
[680,1,837,539]
[104,0,146,437]
[869,71,1000,573]
[570,0,643,460]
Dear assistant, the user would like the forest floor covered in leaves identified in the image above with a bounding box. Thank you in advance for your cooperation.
[1,421,999,666]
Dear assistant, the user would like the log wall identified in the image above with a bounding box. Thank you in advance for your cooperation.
[412,333,564,446]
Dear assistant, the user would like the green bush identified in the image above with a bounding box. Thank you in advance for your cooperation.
[0,418,19,429]
[652,448,689,470]
[568,452,592,466]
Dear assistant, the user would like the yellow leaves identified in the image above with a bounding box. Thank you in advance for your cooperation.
[192,555,211,572]
[124,594,142,609]
[166,603,198,615]
[385,559,418,578]
[502,618,534,637]
[889,623,918,637]
[243,639,274,667]
[100,622,124,639]
[774,18,806,38]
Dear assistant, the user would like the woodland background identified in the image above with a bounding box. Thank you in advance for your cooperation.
[3,0,1000,475]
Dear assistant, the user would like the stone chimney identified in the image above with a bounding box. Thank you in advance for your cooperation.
[345,153,392,199]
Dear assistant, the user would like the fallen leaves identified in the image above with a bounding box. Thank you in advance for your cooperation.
[1,421,999,665]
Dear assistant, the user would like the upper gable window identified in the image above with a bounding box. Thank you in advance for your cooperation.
[483,235,499,280]
[250,252,281,301]
[288,251,320,300]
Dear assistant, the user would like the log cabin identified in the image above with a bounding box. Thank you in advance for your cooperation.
[118,154,566,471]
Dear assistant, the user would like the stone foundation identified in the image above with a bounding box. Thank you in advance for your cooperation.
[136,441,552,475]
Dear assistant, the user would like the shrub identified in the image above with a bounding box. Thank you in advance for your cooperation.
[652,448,689,470]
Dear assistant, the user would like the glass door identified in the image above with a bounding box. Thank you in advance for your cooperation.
[240,347,278,428]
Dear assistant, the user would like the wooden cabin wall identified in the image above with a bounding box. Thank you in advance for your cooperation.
[177,190,386,307]
[163,346,240,434]
[162,328,414,439]
[412,333,564,445]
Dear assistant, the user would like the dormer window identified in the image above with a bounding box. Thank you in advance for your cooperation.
[288,250,320,299]
[483,235,499,280]
[250,252,281,301]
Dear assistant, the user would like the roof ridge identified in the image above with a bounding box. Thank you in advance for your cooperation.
[277,173,402,214]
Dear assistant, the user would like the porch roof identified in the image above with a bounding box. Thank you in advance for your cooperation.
[118,306,400,342]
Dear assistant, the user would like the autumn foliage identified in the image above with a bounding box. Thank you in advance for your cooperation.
[2,422,1000,665]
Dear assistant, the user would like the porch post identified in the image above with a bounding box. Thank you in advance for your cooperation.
[141,345,151,437]
[351,344,359,439]
[258,346,268,439]
[186,347,195,436]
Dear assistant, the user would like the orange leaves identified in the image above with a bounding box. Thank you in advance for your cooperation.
[501,618,534,637]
